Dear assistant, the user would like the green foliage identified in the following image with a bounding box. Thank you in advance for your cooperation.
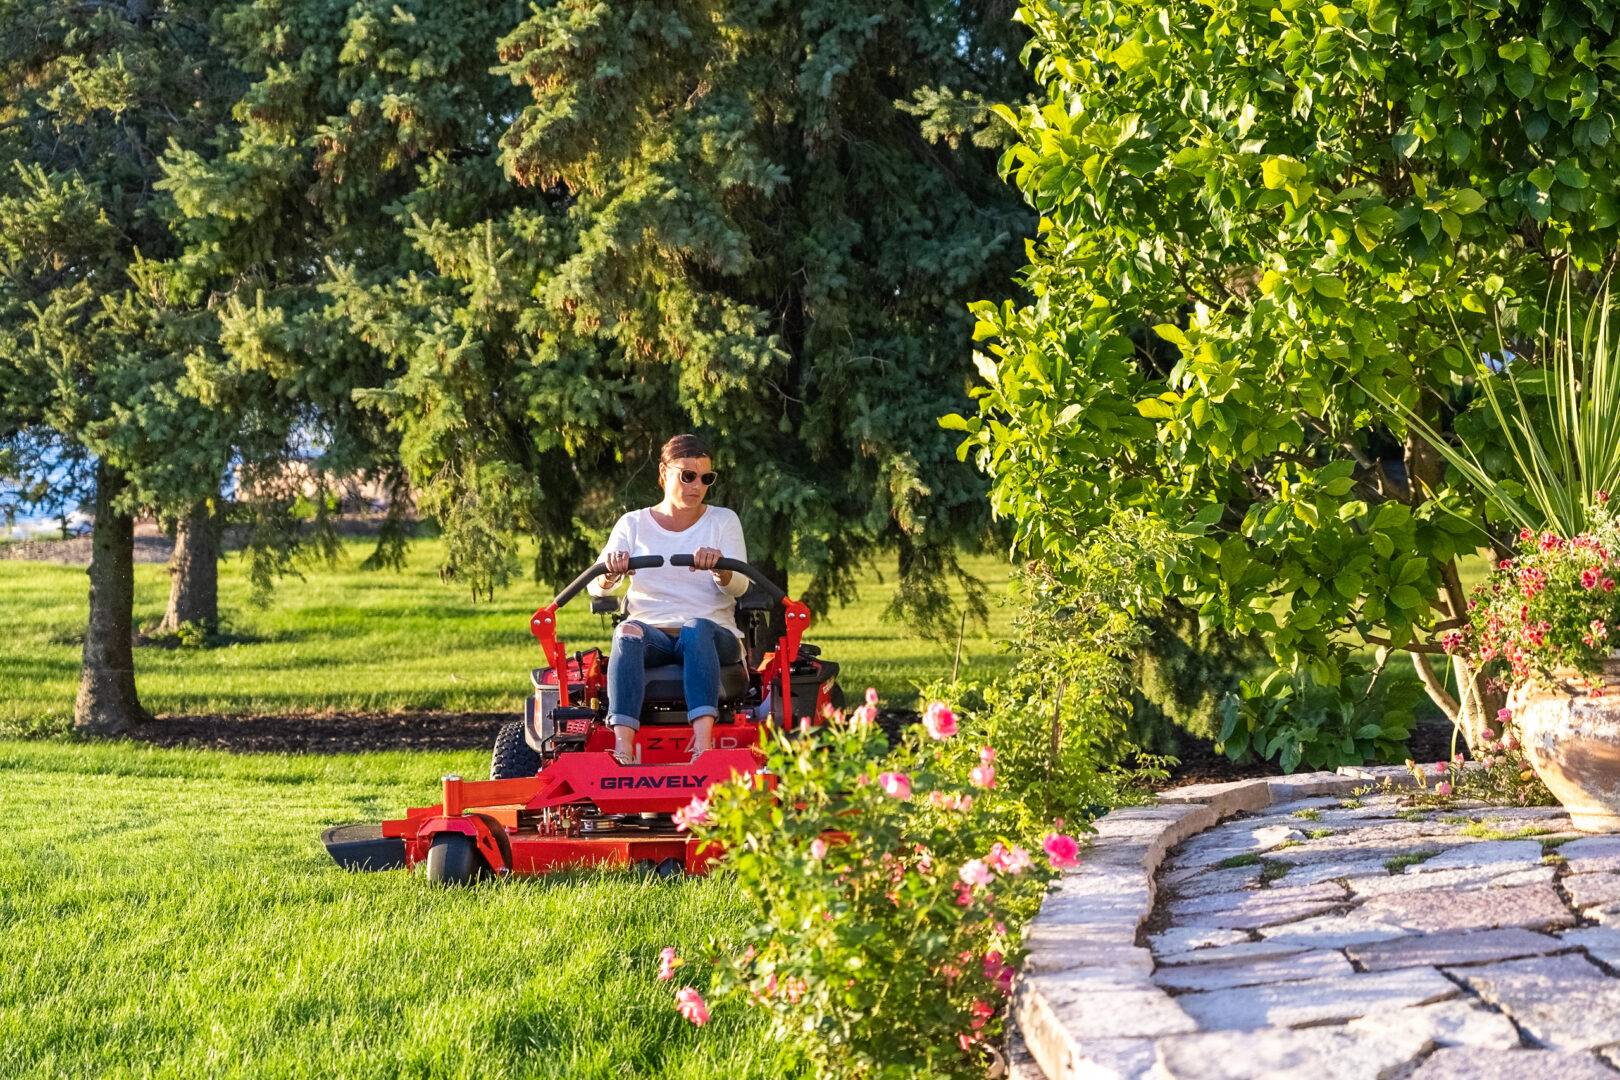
[1128,605,1268,753]
[1216,661,1420,773]
[698,713,1055,1078]
[938,514,1179,818]
[952,0,1620,720]
[0,2,241,517]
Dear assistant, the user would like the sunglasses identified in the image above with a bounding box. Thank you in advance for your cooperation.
[677,469,718,486]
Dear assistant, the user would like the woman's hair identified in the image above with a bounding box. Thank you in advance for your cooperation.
[659,433,711,468]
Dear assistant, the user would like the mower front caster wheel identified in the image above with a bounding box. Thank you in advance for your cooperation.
[425,833,488,886]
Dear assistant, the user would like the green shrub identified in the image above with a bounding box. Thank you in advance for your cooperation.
[691,708,1068,1078]
[1216,659,1419,773]
[1128,603,1268,754]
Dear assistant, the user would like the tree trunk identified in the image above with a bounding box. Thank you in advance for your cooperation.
[74,463,143,736]
[1401,422,1501,748]
[158,499,218,633]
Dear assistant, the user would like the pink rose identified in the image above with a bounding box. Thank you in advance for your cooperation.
[979,745,996,766]
[922,701,958,739]
[878,771,912,800]
[969,763,996,789]
[809,837,828,860]
[1043,832,1081,869]
[865,686,879,706]
[675,987,709,1026]
[986,842,1033,875]
[1435,781,1453,797]
[658,946,679,981]
[673,795,711,832]
[959,858,994,887]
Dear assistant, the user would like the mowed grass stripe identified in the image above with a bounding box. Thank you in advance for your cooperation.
[0,537,1014,734]
[0,740,786,1079]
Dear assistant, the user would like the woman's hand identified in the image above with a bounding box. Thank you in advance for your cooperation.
[602,550,633,588]
[691,546,733,587]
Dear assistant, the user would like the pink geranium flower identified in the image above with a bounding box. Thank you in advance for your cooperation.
[673,795,710,832]
[922,701,958,739]
[675,987,709,1026]
[658,946,679,981]
[959,858,993,887]
[1043,832,1080,869]
[969,763,996,789]
[878,771,912,800]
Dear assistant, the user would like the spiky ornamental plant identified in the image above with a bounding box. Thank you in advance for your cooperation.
[0,0,244,733]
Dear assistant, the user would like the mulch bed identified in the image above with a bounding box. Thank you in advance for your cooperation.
[122,709,1470,786]
[125,711,516,753]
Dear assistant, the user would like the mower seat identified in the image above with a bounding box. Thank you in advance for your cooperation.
[642,659,751,716]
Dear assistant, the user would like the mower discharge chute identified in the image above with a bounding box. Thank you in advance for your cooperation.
[321,555,842,883]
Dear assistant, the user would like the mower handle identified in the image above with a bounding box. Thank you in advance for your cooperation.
[553,556,665,607]
[668,555,787,605]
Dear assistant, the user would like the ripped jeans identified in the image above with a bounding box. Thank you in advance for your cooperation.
[606,618,743,731]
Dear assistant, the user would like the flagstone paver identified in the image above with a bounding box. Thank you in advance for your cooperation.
[1345,927,1567,972]
[1406,1047,1620,1079]
[1358,881,1576,932]
[1011,773,1620,1080]
[1451,953,1620,1052]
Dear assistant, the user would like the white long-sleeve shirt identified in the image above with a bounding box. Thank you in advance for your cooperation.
[586,506,751,637]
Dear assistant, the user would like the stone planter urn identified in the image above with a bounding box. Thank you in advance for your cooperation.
[1508,657,1620,832]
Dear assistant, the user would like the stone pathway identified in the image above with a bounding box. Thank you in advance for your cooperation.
[1011,770,1620,1079]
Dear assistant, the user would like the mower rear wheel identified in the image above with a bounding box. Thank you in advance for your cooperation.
[425,833,487,886]
[490,719,541,780]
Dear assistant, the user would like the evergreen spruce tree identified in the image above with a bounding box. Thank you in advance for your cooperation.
[0,0,242,732]
[169,0,1032,629]
[159,0,534,589]
[375,0,1033,625]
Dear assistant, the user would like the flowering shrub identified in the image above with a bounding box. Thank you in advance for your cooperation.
[1403,708,1555,808]
[1457,496,1620,687]
[679,698,1076,1078]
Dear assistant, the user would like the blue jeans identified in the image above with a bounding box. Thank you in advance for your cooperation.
[606,618,743,731]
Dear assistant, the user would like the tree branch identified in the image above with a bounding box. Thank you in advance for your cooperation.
[1410,651,1460,722]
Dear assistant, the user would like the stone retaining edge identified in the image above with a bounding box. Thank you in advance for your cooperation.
[1010,765,1420,1079]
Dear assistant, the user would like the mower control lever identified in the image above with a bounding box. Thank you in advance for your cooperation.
[667,555,786,604]
[553,555,665,608]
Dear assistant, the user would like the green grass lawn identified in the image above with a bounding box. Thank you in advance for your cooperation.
[0,739,785,1079]
[0,538,1015,735]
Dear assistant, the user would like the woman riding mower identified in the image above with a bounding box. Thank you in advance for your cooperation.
[588,434,749,763]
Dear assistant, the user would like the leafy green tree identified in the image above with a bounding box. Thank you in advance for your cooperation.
[953,0,1620,745]
[324,0,1035,626]
[0,0,243,733]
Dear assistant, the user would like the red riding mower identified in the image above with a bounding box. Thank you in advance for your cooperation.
[321,555,843,884]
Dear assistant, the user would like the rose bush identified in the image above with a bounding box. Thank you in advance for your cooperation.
[673,698,1080,1078]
